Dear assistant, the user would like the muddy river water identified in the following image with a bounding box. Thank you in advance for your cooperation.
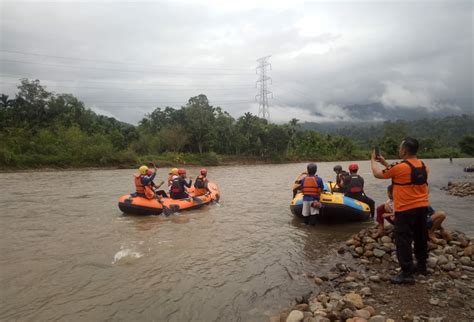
[1,159,473,321]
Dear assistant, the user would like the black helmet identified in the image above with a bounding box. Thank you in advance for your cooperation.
[307,163,317,175]
[333,165,342,172]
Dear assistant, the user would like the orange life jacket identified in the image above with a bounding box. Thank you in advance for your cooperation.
[134,174,155,199]
[135,174,145,194]
[301,176,322,197]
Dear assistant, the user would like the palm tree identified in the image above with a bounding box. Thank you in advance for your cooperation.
[0,94,15,108]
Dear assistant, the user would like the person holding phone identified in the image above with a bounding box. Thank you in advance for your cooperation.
[371,137,430,285]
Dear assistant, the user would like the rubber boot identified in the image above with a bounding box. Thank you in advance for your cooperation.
[303,216,310,225]
[390,272,415,285]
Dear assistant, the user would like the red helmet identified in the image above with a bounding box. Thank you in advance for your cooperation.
[146,169,153,176]
[178,168,186,175]
[200,168,207,175]
[348,163,359,172]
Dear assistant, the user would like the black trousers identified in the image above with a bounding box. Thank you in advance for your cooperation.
[345,192,375,217]
[394,207,428,273]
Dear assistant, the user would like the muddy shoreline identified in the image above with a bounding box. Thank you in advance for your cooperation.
[272,225,474,322]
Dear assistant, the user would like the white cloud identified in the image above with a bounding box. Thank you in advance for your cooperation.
[0,0,471,123]
[377,81,461,111]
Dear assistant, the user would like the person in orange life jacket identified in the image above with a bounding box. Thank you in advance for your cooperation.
[194,168,210,196]
[145,169,168,198]
[133,165,157,199]
[170,168,193,200]
[332,165,349,192]
[292,171,308,198]
[371,137,429,285]
[342,163,375,218]
[298,163,324,225]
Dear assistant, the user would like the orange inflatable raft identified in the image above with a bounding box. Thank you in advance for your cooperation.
[118,182,220,216]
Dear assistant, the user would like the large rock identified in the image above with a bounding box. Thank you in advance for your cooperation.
[380,236,392,243]
[427,257,438,268]
[344,292,364,309]
[369,275,381,283]
[364,250,374,258]
[312,316,330,322]
[364,305,376,316]
[463,245,473,256]
[314,277,323,285]
[369,316,386,322]
[365,243,375,251]
[355,309,371,319]
[373,249,386,258]
[459,256,471,266]
[309,301,324,313]
[441,262,456,271]
[360,287,372,296]
[286,310,304,322]
[437,255,448,265]
[340,308,355,320]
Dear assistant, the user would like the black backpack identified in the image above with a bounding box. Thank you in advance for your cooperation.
[395,160,428,185]
[194,176,207,189]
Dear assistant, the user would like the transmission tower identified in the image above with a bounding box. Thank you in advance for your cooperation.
[255,55,272,121]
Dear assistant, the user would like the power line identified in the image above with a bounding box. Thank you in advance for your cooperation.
[0,79,255,92]
[0,49,251,71]
[255,55,272,121]
[0,72,252,87]
[0,59,253,76]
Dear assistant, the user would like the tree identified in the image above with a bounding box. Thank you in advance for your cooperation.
[459,135,474,156]
[184,95,215,154]
[0,94,15,108]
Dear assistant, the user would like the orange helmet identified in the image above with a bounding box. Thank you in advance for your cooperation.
[348,163,359,172]
[178,168,186,175]
[200,168,207,175]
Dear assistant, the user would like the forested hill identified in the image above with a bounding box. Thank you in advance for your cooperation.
[1,79,473,169]
[301,115,474,148]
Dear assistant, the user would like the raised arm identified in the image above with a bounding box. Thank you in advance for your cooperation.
[371,150,387,179]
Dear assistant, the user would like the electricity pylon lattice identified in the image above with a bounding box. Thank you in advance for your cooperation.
[255,55,272,121]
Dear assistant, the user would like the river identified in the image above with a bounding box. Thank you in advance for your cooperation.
[1,158,473,321]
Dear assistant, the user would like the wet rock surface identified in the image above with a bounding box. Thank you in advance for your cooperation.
[274,226,474,322]
[441,181,474,197]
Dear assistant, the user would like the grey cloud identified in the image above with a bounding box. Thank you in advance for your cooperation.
[1,1,472,124]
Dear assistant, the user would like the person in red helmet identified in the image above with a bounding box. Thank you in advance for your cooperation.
[170,168,193,199]
[194,168,210,196]
[343,163,375,218]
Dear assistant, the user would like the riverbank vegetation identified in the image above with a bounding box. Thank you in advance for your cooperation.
[1,79,473,169]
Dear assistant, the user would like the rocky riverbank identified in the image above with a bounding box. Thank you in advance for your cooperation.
[441,181,474,197]
[272,226,474,322]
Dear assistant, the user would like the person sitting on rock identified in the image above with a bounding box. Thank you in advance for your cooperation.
[374,185,451,243]
[426,208,452,243]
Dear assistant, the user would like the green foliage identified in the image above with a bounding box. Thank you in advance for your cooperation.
[459,135,474,156]
[1,79,471,169]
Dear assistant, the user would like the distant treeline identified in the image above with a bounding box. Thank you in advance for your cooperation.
[1,79,473,169]
[301,115,474,158]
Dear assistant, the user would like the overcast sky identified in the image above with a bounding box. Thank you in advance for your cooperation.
[1,0,472,124]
